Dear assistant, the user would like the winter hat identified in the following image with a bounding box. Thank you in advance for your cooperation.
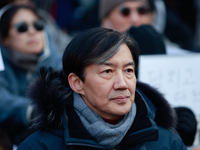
[128,25,166,55]
[174,107,197,146]
[99,0,156,20]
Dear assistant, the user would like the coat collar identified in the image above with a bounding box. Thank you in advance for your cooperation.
[61,88,158,148]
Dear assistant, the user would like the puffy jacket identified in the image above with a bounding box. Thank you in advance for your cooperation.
[18,68,187,150]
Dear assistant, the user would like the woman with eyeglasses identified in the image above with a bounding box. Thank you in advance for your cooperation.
[0,4,62,146]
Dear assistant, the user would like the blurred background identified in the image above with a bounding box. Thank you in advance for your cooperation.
[14,0,200,52]
[1,0,199,52]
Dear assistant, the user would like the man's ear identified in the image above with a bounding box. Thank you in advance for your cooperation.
[68,73,84,95]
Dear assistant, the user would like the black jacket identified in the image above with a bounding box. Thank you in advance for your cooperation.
[18,68,186,150]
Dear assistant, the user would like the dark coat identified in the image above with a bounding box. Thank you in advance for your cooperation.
[18,68,186,150]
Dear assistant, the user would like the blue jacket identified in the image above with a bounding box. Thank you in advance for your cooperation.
[18,68,187,150]
[0,33,62,134]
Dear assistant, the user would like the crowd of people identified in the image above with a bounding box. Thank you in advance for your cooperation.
[0,0,199,150]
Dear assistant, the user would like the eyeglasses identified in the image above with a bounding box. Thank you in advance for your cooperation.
[120,6,152,17]
[13,20,44,33]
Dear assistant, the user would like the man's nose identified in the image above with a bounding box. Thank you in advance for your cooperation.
[113,72,128,90]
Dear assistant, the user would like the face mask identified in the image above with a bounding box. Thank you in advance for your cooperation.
[7,47,40,72]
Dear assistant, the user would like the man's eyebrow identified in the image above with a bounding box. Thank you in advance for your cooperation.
[100,61,135,67]
[124,62,135,67]
[100,62,115,66]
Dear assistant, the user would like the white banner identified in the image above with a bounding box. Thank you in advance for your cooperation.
[138,54,200,116]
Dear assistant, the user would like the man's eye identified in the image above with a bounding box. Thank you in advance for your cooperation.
[125,69,133,73]
[100,69,113,79]
[104,69,112,73]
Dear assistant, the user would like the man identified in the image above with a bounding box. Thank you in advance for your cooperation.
[18,28,186,149]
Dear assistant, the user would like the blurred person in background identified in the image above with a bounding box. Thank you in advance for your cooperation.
[163,0,196,51]
[0,0,72,53]
[99,0,194,55]
[0,4,62,146]
[49,0,99,36]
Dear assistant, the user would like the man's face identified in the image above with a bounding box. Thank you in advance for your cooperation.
[102,0,154,32]
[80,43,137,119]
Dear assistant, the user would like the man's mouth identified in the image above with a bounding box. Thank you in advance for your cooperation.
[110,96,129,103]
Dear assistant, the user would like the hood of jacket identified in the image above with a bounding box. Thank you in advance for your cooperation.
[0,31,62,72]
[28,67,177,132]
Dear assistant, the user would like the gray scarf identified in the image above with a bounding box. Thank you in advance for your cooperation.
[73,92,136,149]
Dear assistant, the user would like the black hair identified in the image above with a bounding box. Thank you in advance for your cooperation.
[62,27,139,83]
[0,5,40,40]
